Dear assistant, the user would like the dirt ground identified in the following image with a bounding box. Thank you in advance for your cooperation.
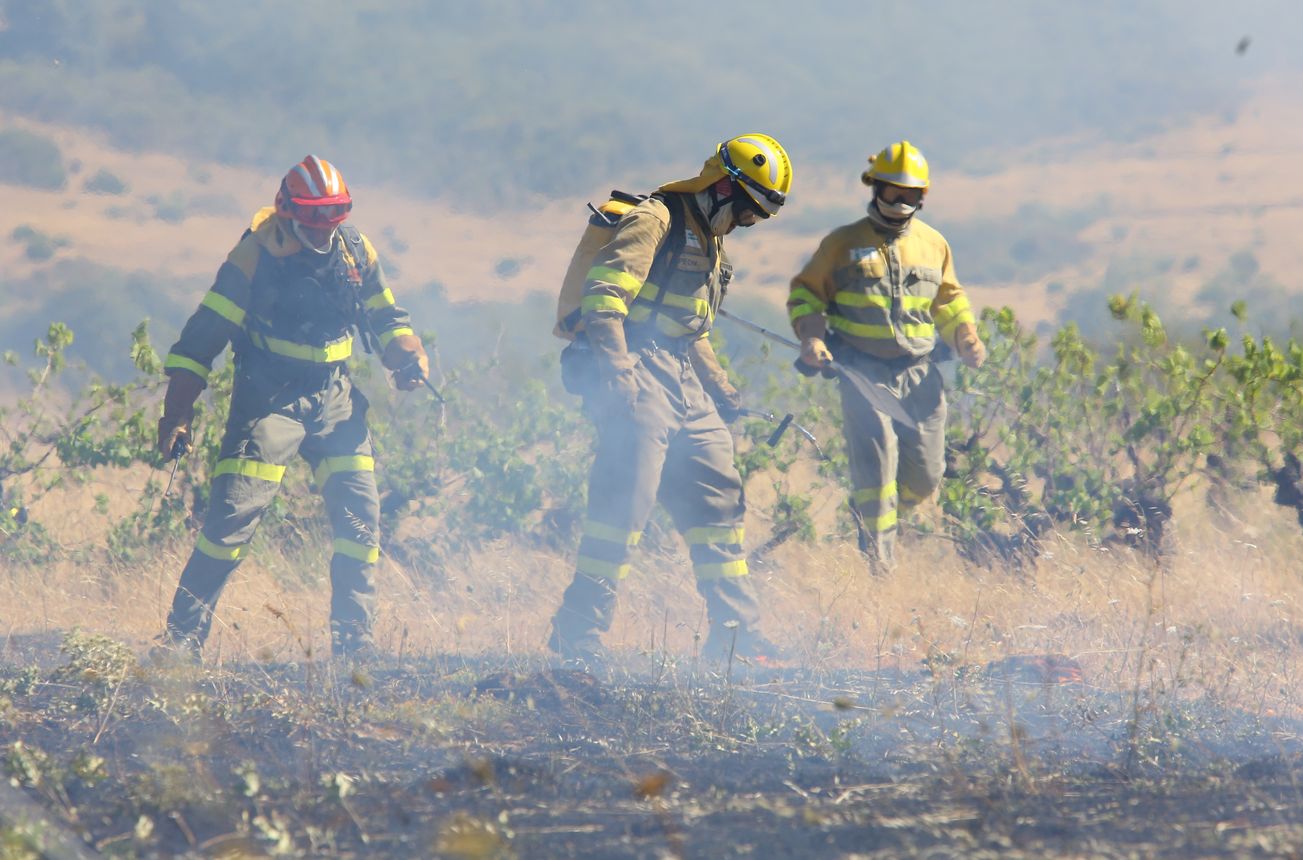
[2,489,1303,857]
[1,635,1301,859]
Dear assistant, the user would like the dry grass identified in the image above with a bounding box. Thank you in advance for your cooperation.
[5,480,1300,721]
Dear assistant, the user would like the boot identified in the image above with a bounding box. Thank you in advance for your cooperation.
[698,577,784,664]
[855,520,895,577]
[546,573,618,670]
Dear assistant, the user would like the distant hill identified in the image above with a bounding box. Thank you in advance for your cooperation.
[2,1,1301,200]
[3,71,1301,388]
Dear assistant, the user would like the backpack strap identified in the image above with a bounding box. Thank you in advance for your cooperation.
[335,223,382,354]
[641,191,689,310]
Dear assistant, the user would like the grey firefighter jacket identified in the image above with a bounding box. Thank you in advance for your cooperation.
[164,207,414,386]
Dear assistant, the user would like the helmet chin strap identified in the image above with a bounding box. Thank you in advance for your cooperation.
[291,220,337,254]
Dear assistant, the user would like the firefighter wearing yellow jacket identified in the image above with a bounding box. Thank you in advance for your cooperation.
[788,141,986,572]
[156,155,430,659]
[548,134,793,666]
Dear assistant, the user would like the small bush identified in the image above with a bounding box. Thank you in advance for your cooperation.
[0,129,66,190]
[83,168,128,195]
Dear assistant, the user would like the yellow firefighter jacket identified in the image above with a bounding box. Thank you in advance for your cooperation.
[580,194,727,342]
[787,216,974,359]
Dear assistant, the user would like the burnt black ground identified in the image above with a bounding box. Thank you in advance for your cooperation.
[1,634,1301,858]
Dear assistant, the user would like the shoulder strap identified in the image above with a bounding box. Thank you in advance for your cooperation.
[335,224,381,354]
[337,223,366,269]
[643,192,689,306]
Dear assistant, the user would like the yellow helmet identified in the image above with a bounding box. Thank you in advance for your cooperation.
[862,140,929,191]
[717,133,792,217]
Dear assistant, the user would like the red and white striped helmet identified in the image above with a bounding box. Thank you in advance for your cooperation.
[275,155,352,227]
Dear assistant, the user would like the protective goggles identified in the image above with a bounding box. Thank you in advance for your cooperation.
[874,181,925,206]
[287,197,352,227]
[718,144,786,211]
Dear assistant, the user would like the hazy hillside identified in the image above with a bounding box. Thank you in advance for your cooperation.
[3,1,1302,200]
[2,2,1303,383]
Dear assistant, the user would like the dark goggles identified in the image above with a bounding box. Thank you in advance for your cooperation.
[874,181,924,206]
[719,144,786,209]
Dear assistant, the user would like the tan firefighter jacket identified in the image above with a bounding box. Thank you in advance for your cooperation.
[164,207,413,386]
[580,194,728,342]
[787,216,974,359]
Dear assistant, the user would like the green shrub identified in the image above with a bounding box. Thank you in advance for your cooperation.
[0,128,66,190]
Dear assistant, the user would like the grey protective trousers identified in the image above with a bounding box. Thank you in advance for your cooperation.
[165,367,381,654]
[550,343,763,651]
[838,349,948,569]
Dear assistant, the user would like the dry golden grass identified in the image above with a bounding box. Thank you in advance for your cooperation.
[5,479,1300,723]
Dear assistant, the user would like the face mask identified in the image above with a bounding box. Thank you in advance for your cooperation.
[873,196,918,221]
[696,188,737,236]
[291,220,337,254]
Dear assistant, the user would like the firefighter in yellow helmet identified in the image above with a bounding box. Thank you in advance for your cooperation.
[548,134,793,668]
[787,141,985,572]
[155,155,430,660]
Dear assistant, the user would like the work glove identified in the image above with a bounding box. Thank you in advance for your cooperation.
[585,315,640,417]
[382,333,429,391]
[793,314,834,371]
[953,322,987,369]
[800,337,834,369]
[157,370,205,456]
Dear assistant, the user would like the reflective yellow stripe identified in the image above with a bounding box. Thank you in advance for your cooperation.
[587,266,644,297]
[902,295,934,312]
[576,556,631,580]
[788,287,826,313]
[250,332,353,363]
[378,327,413,349]
[581,294,630,316]
[654,314,697,338]
[858,509,898,532]
[660,291,711,318]
[627,304,653,323]
[833,292,891,309]
[583,520,642,547]
[935,295,974,339]
[213,458,286,483]
[196,533,247,561]
[314,455,374,488]
[200,291,247,326]
[829,315,894,340]
[900,322,936,338]
[695,559,749,580]
[685,526,745,545]
[638,282,661,301]
[789,303,821,323]
[165,353,211,382]
[333,538,380,563]
[851,482,897,507]
[899,485,928,507]
[364,288,396,310]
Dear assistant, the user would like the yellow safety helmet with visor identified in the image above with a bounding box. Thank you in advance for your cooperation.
[862,140,930,191]
[718,133,792,218]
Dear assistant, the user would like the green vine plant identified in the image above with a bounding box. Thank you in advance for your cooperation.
[1,300,1299,576]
